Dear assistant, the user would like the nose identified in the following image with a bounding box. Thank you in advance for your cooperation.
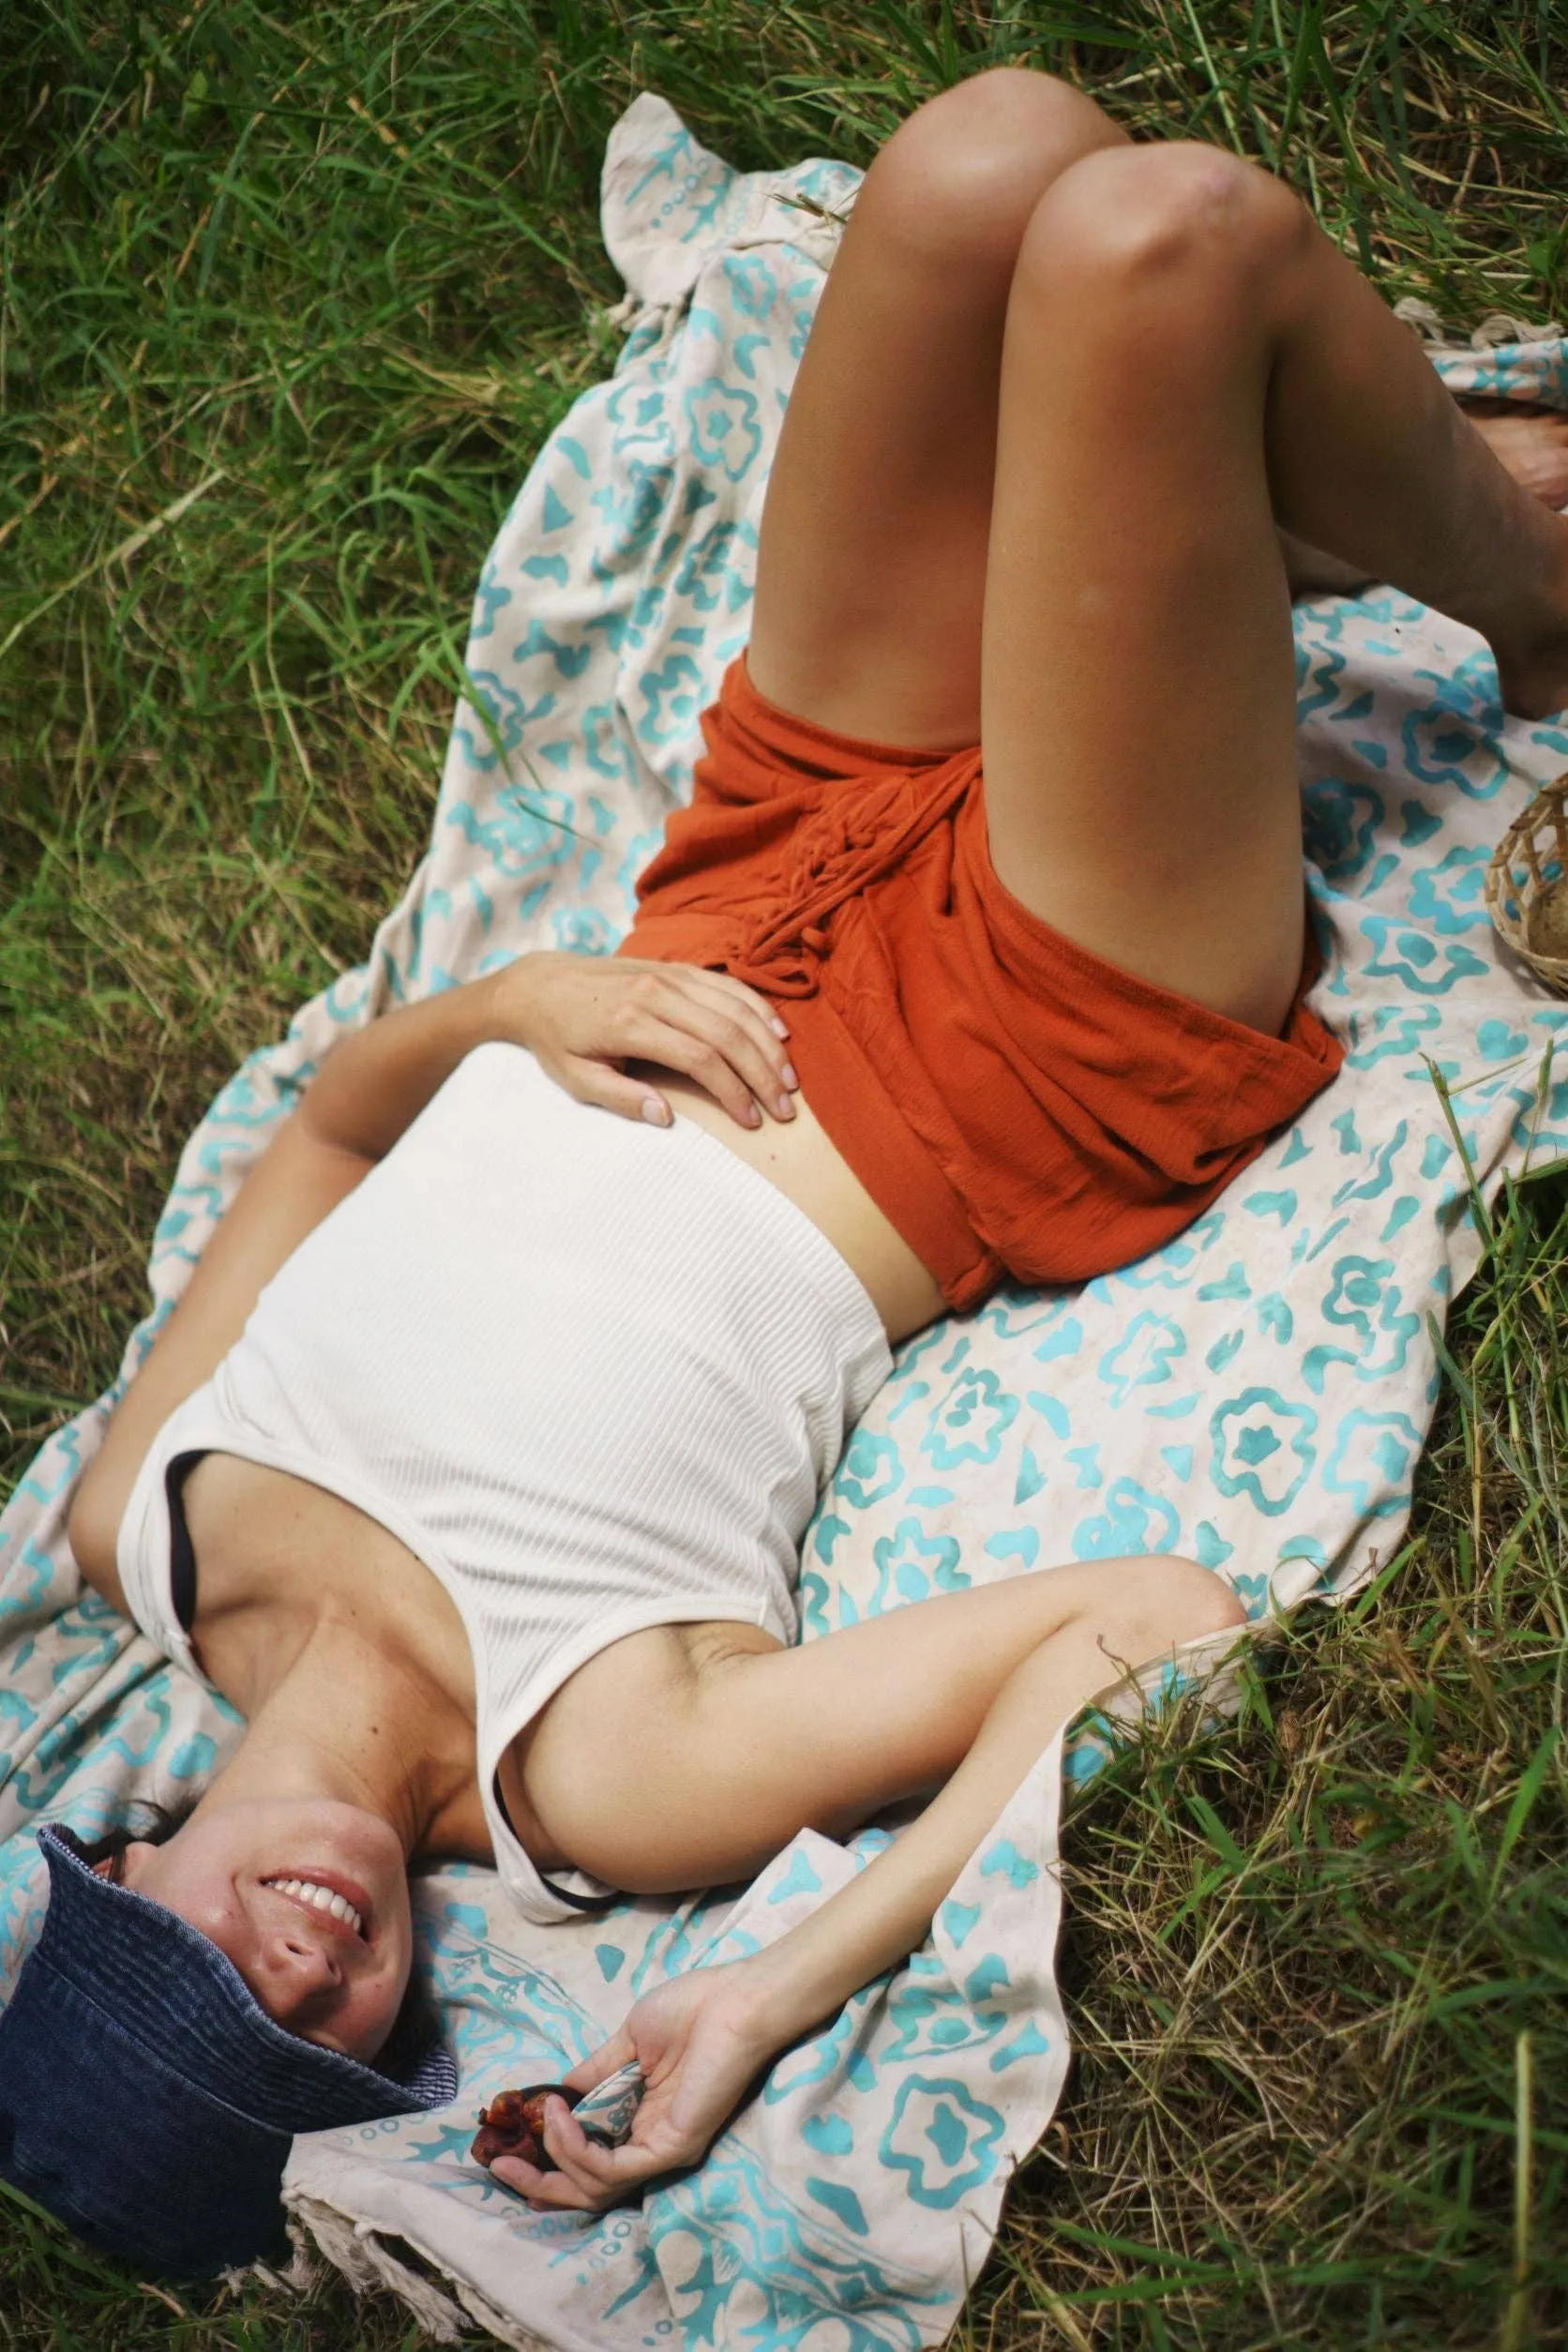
[255,1918,346,2025]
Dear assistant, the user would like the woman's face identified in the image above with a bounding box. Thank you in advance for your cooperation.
[104,1797,414,2064]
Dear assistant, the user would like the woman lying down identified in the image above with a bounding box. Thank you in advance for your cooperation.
[8,67,1568,2277]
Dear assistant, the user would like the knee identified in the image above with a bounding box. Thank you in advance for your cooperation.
[860,68,1124,273]
[1016,140,1309,315]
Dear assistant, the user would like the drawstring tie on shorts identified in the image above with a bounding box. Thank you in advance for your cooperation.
[722,757,974,998]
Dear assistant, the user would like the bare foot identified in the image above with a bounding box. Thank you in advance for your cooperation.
[1458,398,1568,513]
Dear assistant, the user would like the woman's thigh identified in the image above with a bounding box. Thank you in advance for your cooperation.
[519,1561,1244,1896]
[978,143,1314,1033]
[747,68,1126,751]
[753,86,1313,1038]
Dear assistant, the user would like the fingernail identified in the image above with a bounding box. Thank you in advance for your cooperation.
[641,1097,670,1125]
[778,1093,795,1118]
[746,1102,762,1126]
[782,1063,798,1089]
[772,1018,789,1038]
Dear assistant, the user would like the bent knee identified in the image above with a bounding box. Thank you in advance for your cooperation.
[859,68,1124,272]
[1017,140,1308,309]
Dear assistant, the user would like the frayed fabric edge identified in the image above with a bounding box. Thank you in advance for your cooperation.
[1396,294,1565,353]
[276,2196,560,2352]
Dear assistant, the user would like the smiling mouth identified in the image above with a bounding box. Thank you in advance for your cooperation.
[261,1875,369,1940]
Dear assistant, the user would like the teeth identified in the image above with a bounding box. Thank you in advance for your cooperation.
[265,1877,363,1937]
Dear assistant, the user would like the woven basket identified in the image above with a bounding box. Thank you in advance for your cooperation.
[1485,773,1568,993]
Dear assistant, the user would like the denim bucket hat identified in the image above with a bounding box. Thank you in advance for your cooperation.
[0,1824,458,2275]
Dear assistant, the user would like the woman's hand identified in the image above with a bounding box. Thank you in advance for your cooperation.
[486,1960,782,2213]
[490,953,798,1131]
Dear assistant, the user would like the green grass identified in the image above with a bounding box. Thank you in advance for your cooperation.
[3,2,1567,2343]
[968,1179,1568,2347]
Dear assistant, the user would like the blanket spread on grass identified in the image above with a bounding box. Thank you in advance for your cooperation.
[6,92,1568,2351]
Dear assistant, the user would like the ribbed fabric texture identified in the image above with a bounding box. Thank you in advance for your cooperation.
[118,1044,890,1923]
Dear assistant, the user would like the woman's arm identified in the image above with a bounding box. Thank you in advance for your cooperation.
[68,1113,374,1605]
[69,953,797,1602]
[498,1566,1246,2212]
[303,952,797,1156]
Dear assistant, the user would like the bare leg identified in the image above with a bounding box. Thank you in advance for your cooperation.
[978,142,1568,1035]
[1289,402,1568,597]
[753,81,1568,1035]
[749,68,1128,747]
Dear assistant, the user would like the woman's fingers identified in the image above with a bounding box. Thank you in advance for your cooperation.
[556,1057,674,1126]
[542,2103,686,2202]
[486,2151,601,2211]
[563,2028,637,2097]
[630,959,790,1044]
[510,953,799,1124]
[517,956,802,1127]
[636,1028,765,1126]
[618,1012,792,1129]
[537,2110,635,2205]
[631,975,797,1120]
[488,2103,673,2214]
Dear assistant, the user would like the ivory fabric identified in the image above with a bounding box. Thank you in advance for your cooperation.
[4,91,1568,2349]
[113,1042,889,1926]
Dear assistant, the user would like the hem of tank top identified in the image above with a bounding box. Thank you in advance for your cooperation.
[481,1591,794,1923]
[115,1390,800,1918]
[113,1395,224,1690]
[656,1097,893,1365]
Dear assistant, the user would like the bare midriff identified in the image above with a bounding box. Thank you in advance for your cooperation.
[632,1066,944,1345]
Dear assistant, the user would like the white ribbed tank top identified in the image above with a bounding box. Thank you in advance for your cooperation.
[116,1043,891,1923]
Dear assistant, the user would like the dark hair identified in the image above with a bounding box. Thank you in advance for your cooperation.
[68,1803,443,2070]
[73,1802,194,1884]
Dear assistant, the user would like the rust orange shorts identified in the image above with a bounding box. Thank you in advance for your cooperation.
[621,659,1344,1313]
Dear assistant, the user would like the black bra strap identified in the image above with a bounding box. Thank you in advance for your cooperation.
[490,1771,622,1912]
[165,1452,206,1633]
[535,1873,622,1915]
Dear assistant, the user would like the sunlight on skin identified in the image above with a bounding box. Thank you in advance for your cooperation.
[104,1798,414,2063]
